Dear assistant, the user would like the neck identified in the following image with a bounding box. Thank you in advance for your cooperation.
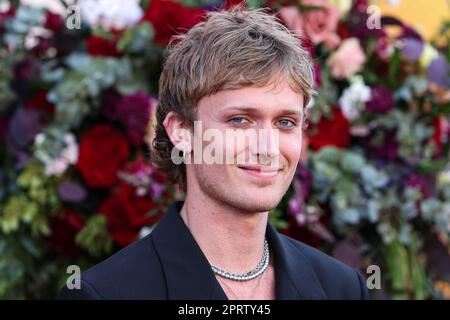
[179,191,269,274]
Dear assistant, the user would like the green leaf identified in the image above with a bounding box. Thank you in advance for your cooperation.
[76,214,114,258]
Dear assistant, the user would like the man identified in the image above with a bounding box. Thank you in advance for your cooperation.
[59,7,369,300]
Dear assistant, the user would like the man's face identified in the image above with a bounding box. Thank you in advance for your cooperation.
[186,80,304,213]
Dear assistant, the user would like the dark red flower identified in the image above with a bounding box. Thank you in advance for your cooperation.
[431,117,449,158]
[86,35,120,57]
[141,0,206,45]
[25,90,55,115]
[99,191,138,246]
[366,85,395,114]
[116,92,155,145]
[0,8,15,35]
[308,108,350,151]
[279,219,322,248]
[100,183,163,246]
[77,124,130,188]
[45,208,85,256]
[44,11,64,33]
[366,129,398,160]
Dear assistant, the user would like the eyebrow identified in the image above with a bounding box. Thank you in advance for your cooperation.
[220,106,303,117]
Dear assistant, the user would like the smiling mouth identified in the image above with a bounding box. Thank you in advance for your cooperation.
[237,165,282,178]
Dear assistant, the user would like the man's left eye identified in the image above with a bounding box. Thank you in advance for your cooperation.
[278,119,297,127]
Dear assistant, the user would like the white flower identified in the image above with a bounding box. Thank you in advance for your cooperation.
[45,158,69,176]
[78,0,143,31]
[44,133,79,176]
[61,133,79,164]
[139,226,153,239]
[338,78,371,121]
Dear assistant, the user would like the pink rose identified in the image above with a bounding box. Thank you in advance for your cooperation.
[328,38,366,79]
[279,0,341,49]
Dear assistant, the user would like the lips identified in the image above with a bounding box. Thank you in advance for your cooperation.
[237,165,281,179]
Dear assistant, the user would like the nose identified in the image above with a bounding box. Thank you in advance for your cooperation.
[252,124,281,166]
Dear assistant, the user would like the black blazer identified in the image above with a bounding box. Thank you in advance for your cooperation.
[58,201,369,300]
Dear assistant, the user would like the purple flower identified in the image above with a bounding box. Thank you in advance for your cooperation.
[115,92,155,146]
[6,108,42,156]
[348,4,385,40]
[366,85,395,114]
[102,88,123,120]
[401,38,424,61]
[427,55,450,88]
[313,63,321,87]
[13,57,40,81]
[294,164,313,199]
[367,130,398,160]
[57,180,87,203]
[150,182,165,198]
[405,174,435,198]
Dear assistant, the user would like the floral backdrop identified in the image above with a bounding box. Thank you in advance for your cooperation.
[0,0,449,299]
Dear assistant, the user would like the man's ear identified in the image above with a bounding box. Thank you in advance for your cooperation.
[163,111,192,152]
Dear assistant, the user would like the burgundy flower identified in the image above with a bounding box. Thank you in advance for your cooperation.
[13,57,40,81]
[366,130,398,160]
[366,85,395,114]
[115,92,156,146]
[280,219,322,248]
[25,90,55,115]
[313,63,322,87]
[294,165,313,199]
[0,8,15,35]
[45,208,85,256]
[102,88,123,120]
[43,11,64,33]
[406,174,434,198]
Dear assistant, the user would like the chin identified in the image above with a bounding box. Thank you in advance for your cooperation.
[232,191,284,213]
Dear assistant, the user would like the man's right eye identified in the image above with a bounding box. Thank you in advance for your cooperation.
[228,116,249,124]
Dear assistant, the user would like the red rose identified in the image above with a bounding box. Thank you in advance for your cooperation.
[86,35,120,57]
[25,90,55,115]
[45,208,85,256]
[43,11,64,33]
[141,0,206,45]
[431,116,449,158]
[77,124,130,188]
[308,108,350,151]
[99,193,137,246]
[100,183,163,246]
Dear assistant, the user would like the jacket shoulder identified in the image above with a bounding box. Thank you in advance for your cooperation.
[281,234,369,299]
[58,234,167,299]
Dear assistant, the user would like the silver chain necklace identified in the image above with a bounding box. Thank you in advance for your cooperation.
[211,238,270,281]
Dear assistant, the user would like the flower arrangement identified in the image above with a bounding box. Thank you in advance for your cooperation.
[0,0,448,299]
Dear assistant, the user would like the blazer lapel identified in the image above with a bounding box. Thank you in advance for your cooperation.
[151,201,228,300]
[266,222,328,300]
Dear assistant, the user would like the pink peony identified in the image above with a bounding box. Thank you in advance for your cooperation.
[328,38,366,79]
[279,0,341,49]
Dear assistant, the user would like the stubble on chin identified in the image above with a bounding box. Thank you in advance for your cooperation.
[194,165,290,214]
